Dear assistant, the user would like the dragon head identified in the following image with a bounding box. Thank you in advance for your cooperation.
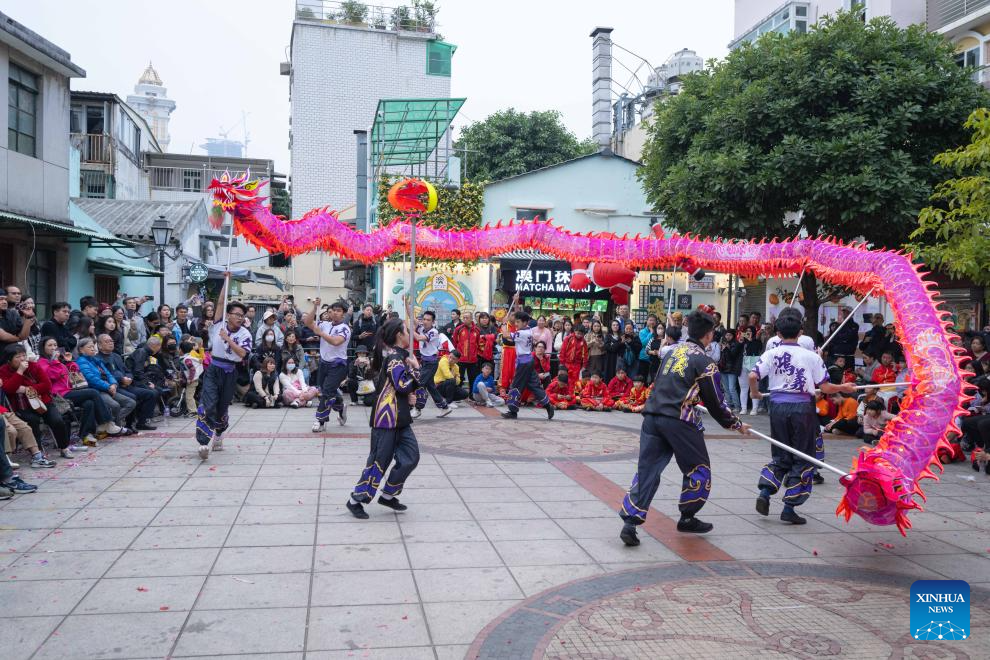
[207,170,267,229]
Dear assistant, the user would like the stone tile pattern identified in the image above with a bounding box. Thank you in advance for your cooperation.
[0,403,988,659]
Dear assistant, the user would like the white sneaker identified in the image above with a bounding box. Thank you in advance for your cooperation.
[410,408,422,419]
[105,422,124,435]
[290,400,300,408]
[749,409,759,416]
[437,407,453,418]
[448,402,459,410]
[486,402,495,408]
[312,421,325,433]
[306,400,315,408]
[95,422,107,434]
[7,456,20,469]
[197,444,210,460]
[212,436,224,452]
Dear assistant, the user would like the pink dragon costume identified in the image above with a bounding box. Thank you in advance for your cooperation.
[209,172,969,535]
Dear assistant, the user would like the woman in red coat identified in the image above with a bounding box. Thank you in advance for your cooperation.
[0,344,72,457]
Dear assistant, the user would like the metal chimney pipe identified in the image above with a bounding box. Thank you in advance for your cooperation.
[354,129,368,231]
[590,27,614,152]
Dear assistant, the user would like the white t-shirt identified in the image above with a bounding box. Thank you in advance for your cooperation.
[209,322,253,363]
[766,334,816,352]
[318,321,351,362]
[419,326,440,358]
[512,328,534,357]
[751,342,828,400]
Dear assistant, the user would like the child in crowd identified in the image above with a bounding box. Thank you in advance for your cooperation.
[861,399,894,445]
[856,386,882,419]
[435,350,467,405]
[280,355,320,408]
[572,370,591,401]
[824,392,859,435]
[179,339,204,417]
[815,391,832,426]
[606,366,632,404]
[616,375,648,412]
[579,372,612,411]
[471,362,504,407]
[560,325,588,388]
[546,369,576,410]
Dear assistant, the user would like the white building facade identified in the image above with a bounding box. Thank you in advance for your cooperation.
[125,63,175,151]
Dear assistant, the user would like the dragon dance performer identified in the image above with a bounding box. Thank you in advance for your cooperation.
[619,310,749,546]
[347,319,421,519]
[308,299,350,432]
[748,308,856,524]
[412,308,453,419]
[196,277,251,460]
[500,296,555,421]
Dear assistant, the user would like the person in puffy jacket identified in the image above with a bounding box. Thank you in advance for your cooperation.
[76,337,137,432]
[37,336,116,445]
[0,344,74,457]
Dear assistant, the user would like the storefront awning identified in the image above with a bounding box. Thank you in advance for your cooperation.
[0,210,134,246]
[87,258,163,277]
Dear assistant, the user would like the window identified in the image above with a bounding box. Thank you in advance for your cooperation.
[955,46,979,68]
[426,41,454,76]
[8,63,38,157]
[81,171,114,198]
[27,248,55,321]
[182,169,203,192]
[268,253,292,268]
[95,275,118,305]
[515,208,549,222]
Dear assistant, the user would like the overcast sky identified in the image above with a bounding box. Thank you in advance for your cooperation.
[4,0,733,176]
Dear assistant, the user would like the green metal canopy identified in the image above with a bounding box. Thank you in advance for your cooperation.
[370,98,465,167]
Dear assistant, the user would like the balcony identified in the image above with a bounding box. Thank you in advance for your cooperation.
[928,0,990,32]
[80,170,114,199]
[71,133,112,165]
[295,0,438,34]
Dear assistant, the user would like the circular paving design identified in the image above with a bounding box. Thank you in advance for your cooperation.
[414,417,640,461]
[468,561,990,659]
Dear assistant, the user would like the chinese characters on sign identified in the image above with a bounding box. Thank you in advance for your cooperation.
[515,268,587,294]
[687,274,715,291]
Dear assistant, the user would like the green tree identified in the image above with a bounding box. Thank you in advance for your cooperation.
[454,109,597,182]
[638,10,988,333]
[909,108,990,285]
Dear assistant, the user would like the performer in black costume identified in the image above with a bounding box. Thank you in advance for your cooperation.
[619,310,750,546]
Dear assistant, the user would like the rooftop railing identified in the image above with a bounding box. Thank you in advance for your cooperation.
[295,0,438,34]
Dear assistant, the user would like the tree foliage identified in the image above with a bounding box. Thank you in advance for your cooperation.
[454,109,597,182]
[909,108,990,285]
[637,10,988,329]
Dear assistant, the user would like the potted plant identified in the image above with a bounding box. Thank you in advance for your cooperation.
[296,5,315,19]
[390,5,411,30]
[340,0,368,25]
[412,0,437,31]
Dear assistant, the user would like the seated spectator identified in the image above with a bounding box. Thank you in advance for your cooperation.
[3,400,55,468]
[280,356,318,408]
[962,379,990,470]
[0,416,37,496]
[38,336,119,447]
[606,367,632,404]
[244,357,281,408]
[0,345,74,458]
[815,391,833,426]
[824,392,859,436]
[129,336,169,414]
[40,302,75,353]
[546,369,576,410]
[827,355,849,385]
[70,316,95,359]
[435,350,467,404]
[255,308,284,347]
[96,333,157,430]
[346,345,376,406]
[855,354,878,385]
[280,330,305,376]
[76,337,136,436]
[96,315,124,354]
[615,374,649,412]
[579,372,612,411]
[861,399,894,445]
[471,362,504,408]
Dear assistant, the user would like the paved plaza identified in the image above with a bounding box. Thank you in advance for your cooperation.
[2,404,988,659]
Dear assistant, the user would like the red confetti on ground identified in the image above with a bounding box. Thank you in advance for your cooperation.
[137,586,149,592]
[159,606,169,611]
[401,615,408,620]
[208,466,217,472]
[812,550,819,556]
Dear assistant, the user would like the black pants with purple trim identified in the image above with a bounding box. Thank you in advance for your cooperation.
[350,426,420,504]
[415,358,448,410]
[621,414,711,525]
[506,359,549,413]
[758,400,818,506]
[316,361,347,423]
[196,364,236,446]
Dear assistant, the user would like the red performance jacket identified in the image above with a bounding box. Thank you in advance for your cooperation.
[478,329,497,362]
[560,334,588,367]
[607,376,632,400]
[452,322,482,363]
[546,379,574,398]
[580,381,608,400]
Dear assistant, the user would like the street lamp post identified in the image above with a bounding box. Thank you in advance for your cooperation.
[151,215,173,304]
